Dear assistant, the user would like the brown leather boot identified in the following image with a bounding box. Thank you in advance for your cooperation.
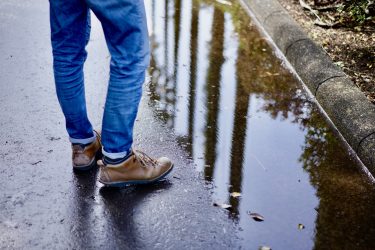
[98,149,173,187]
[72,131,102,171]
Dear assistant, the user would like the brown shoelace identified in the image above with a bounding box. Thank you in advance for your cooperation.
[97,149,157,168]
[133,149,157,168]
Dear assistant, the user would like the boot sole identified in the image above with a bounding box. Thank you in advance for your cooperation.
[73,150,103,171]
[99,164,174,187]
[73,158,96,171]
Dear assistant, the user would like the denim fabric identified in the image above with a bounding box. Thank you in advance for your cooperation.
[49,0,150,158]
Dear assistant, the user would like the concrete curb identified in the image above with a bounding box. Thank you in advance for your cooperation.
[241,0,375,175]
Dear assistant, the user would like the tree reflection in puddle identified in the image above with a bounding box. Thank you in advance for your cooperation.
[146,0,375,249]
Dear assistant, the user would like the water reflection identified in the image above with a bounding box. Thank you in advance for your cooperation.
[146,0,375,249]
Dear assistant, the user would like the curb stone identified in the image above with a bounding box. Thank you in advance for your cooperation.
[241,0,375,175]
[316,77,375,150]
[358,133,375,171]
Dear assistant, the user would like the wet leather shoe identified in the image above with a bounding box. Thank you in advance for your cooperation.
[72,131,102,171]
[98,149,173,187]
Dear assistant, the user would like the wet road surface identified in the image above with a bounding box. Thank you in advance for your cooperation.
[0,1,237,249]
[1,0,375,249]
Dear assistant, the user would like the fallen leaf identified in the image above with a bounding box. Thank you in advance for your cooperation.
[298,223,305,230]
[259,246,272,250]
[216,0,232,5]
[213,202,232,210]
[334,61,345,67]
[247,211,264,222]
[47,136,61,141]
[230,192,241,198]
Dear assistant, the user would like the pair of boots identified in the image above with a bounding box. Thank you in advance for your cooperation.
[72,131,173,187]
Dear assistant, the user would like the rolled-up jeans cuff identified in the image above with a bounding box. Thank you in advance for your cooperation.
[69,134,96,144]
[102,148,130,160]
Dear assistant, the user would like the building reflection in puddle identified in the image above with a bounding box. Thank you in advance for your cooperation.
[146,0,375,249]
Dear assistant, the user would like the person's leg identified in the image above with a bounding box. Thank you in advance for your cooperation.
[50,1,101,170]
[50,0,95,144]
[85,0,173,185]
[85,0,150,159]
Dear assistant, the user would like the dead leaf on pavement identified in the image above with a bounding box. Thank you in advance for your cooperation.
[230,192,241,198]
[247,211,265,222]
[259,246,272,250]
[216,0,232,5]
[213,202,232,210]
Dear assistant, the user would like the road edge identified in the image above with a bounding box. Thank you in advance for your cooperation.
[240,0,375,177]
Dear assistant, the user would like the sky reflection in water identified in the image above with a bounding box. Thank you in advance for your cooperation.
[145,0,375,249]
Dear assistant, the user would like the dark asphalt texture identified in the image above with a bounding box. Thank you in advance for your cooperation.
[0,1,238,249]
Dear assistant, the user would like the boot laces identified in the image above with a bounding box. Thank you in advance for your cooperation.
[133,149,157,168]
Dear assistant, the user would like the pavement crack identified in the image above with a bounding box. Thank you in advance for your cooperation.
[285,38,309,57]
[31,160,42,166]
[263,10,285,25]
[314,75,346,96]
[356,131,375,153]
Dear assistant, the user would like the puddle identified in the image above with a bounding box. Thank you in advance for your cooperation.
[145,0,375,249]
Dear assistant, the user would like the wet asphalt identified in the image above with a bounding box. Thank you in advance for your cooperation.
[3,0,375,249]
[0,1,238,249]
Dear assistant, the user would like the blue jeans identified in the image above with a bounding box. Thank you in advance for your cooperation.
[49,0,150,159]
